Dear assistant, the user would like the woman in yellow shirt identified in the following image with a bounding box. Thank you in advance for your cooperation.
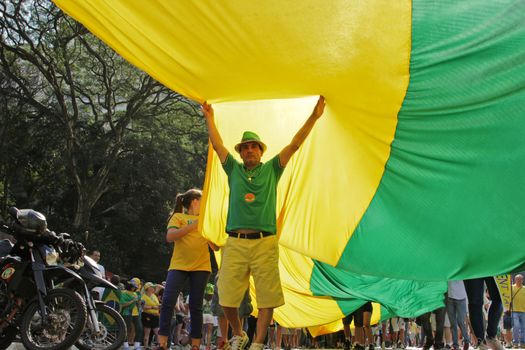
[156,189,215,350]
[142,282,160,349]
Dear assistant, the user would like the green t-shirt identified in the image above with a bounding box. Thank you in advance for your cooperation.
[222,153,285,233]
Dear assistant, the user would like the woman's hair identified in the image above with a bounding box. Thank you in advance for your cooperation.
[173,188,202,213]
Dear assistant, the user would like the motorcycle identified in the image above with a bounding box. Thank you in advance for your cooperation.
[63,254,127,350]
[0,207,87,350]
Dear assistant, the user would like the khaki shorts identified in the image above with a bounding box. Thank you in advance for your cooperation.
[218,235,284,309]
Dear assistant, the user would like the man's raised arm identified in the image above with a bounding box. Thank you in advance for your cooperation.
[279,96,325,167]
[202,102,229,163]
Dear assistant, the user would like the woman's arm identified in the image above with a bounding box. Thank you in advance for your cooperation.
[166,220,198,242]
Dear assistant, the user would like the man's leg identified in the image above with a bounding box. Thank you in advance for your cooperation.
[517,312,525,347]
[484,277,503,343]
[434,306,446,349]
[253,308,274,344]
[447,298,459,347]
[223,307,243,337]
[218,238,250,349]
[417,313,433,350]
[250,235,283,349]
[464,278,485,343]
[363,311,373,348]
[217,314,229,349]
[456,299,471,347]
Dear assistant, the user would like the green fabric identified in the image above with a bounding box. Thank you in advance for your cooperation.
[310,260,447,318]
[339,0,525,280]
[222,154,284,234]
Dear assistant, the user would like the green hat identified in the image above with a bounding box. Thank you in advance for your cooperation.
[234,131,267,154]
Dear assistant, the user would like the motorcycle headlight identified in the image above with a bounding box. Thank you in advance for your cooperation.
[42,245,59,266]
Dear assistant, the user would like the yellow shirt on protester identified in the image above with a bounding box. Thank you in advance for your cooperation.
[142,293,160,316]
[512,284,525,312]
[167,213,211,272]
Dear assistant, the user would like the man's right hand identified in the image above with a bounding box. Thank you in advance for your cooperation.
[202,102,214,120]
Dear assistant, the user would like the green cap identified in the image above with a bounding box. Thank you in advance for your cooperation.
[234,131,267,154]
[205,283,215,295]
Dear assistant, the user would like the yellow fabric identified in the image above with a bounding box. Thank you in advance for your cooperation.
[512,285,525,313]
[274,245,344,328]
[167,213,211,272]
[53,0,411,328]
[142,293,160,316]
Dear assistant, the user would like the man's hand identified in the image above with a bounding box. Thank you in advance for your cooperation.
[312,96,326,119]
[202,102,214,120]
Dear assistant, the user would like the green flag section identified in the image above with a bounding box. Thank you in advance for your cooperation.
[340,0,525,280]
[52,0,525,328]
[311,260,447,318]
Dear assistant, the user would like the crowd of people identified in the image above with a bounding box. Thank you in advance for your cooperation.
[88,98,523,350]
[88,266,525,350]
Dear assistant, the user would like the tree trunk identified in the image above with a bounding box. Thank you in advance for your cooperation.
[72,190,95,233]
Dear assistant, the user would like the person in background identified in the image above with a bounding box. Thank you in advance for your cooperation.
[353,302,375,350]
[446,280,471,350]
[169,292,187,349]
[155,284,165,304]
[203,283,216,350]
[512,274,525,348]
[88,249,106,300]
[391,317,406,349]
[103,274,123,311]
[142,282,161,350]
[121,278,144,350]
[464,277,504,350]
[342,313,353,350]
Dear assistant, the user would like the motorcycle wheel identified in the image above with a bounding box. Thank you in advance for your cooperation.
[0,277,17,350]
[76,303,127,350]
[0,325,17,350]
[20,288,87,350]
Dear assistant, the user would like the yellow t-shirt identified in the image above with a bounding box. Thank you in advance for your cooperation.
[142,293,160,316]
[167,212,211,272]
[512,284,525,312]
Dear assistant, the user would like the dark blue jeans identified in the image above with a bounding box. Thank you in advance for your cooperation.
[159,269,210,339]
[464,277,503,341]
[417,306,446,348]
